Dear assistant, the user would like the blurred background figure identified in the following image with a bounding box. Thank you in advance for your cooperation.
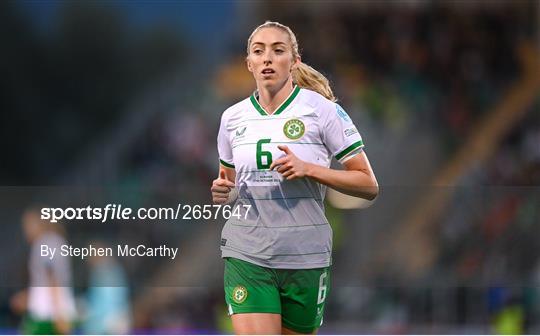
[82,241,131,334]
[10,207,77,334]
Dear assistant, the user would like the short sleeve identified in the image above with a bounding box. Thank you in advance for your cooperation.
[47,254,69,286]
[321,103,364,163]
[217,112,235,168]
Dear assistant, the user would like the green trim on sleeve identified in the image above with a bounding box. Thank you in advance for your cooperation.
[220,159,235,168]
[335,140,364,161]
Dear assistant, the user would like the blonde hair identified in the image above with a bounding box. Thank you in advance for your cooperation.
[247,21,337,102]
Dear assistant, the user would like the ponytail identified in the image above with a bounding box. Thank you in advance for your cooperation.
[293,62,336,102]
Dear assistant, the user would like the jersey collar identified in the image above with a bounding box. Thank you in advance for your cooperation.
[250,85,300,116]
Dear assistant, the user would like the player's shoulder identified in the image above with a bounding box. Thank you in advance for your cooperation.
[39,232,66,247]
[298,88,338,117]
[220,96,251,122]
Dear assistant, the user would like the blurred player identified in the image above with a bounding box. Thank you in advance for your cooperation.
[211,21,378,334]
[10,207,76,334]
[83,241,131,334]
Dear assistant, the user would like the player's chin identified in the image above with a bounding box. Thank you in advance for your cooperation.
[259,75,283,87]
[259,79,275,88]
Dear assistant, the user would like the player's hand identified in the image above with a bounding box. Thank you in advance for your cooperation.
[53,318,71,335]
[211,170,235,204]
[270,145,309,180]
[9,290,27,315]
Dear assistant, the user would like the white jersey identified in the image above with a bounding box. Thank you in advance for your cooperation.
[28,233,77,320]
[217,86,364,269]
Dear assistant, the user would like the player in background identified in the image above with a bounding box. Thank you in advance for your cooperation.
[211,21,378,334]
[10,207,77,334]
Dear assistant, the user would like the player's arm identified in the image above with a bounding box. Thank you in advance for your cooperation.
[47,267,71,334]
[215,108,236,204]
[211,165,236,204]
[270,146,378,200]
[307,151,378,200]
[9,290,28,315]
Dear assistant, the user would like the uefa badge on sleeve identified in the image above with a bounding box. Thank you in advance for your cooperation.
[232,285,248,304]
[283,119,305,140]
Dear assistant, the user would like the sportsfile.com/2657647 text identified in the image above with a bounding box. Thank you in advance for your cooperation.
[40,204,251,223]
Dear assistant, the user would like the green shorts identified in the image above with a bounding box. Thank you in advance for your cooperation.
[21,315,59,335]
[224,257,330,334]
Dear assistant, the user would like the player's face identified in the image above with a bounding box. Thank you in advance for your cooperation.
[22,210,42,242]
[247,27,299,90]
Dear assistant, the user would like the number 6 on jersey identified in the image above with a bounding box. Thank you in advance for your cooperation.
[256,138,272,169]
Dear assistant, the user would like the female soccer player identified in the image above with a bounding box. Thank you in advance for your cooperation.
[211,21,378,334]
[11,207,76,334]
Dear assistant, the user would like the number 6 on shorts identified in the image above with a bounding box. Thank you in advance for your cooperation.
[317,271,327,304]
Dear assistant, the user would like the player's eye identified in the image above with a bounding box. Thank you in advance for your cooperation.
[253,49,263,55]
[275,49,284,54]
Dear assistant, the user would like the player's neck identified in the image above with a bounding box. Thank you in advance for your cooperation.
[257,81,295,115]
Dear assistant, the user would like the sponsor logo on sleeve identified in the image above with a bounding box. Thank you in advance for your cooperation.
[344,126,358,137]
